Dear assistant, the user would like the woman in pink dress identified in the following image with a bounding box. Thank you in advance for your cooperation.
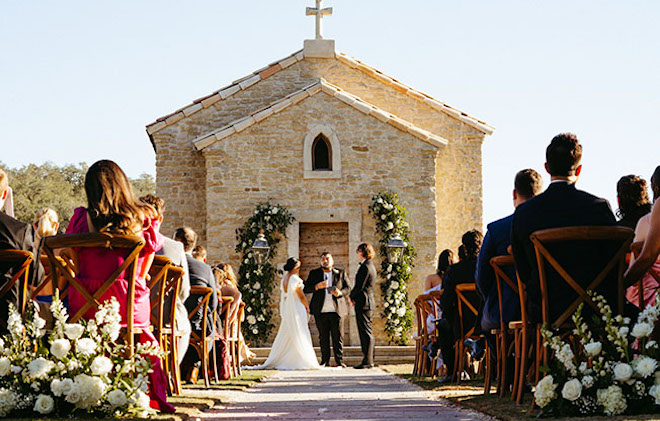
[65,160,174,413]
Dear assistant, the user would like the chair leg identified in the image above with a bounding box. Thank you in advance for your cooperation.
[202,338,210,388]
[451,340,460,382]
[500,332,508,398]
[517,327,529,405]
[483,342,491,394]
[235,340,242,376]
[511,329,521,401]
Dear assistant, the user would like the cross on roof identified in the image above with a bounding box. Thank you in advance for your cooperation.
[306,0,333,40]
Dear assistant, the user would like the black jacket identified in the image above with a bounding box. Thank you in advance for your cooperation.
[350,259,377,311]
[511,181,617,322]
[183,255,217,337]
[440,258,480,337]
[303,267,350,317]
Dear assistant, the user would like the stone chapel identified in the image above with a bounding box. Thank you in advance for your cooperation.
[146,6,493,344]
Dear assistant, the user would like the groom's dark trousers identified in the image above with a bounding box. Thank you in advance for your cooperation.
[304,267,350,365]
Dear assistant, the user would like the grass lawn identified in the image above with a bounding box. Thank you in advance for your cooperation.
[381,364,660,421]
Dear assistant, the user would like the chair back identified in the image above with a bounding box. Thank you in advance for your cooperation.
[221,296,236,340]
[490,255,518,333]
[188,286,213,340]
[164,265,184,331]
[0,249,33,317]
[455,283,479,340]
[530,226,633,329]
[42,233,145,352]
[148,255,173,340]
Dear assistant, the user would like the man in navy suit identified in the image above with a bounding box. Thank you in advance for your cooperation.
[465,169,543,360]
[511,133,616,323]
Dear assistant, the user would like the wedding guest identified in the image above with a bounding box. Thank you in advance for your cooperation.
[625,166,660,306]
[192,245,207,262]
[511,133,616,323]
[213,263,256,362]
[175,227,217,382]
[0,169,42,326]
[434,229,483,382]
[140,194,191,364]
[424,249,455,293]
[65,160,173,413]
[466,169,543,360]
[33,208,59,243]
[458,244,467,261]
[616,175,652,230]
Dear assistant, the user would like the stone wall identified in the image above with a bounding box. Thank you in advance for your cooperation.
[149,53,487,344]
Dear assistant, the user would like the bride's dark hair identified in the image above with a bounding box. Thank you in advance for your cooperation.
[283,257,300,272]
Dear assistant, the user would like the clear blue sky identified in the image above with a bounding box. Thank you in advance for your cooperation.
[1,1,658,225]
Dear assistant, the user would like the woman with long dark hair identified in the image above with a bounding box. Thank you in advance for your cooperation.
[65,160,174,413]
[424,249,455,293]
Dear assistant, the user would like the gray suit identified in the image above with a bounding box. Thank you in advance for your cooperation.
[156,237,191,363]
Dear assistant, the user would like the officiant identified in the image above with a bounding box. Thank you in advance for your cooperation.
[303,252,350,367]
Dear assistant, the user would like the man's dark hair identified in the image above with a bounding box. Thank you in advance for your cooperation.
[321,251,332,258]
[140,194,165,218]
[616,175,651,220]
[514,169,543,200]
[174,227,197,252]
[356,243,375,260]
[545,133,582,177]
[461,229,483,260]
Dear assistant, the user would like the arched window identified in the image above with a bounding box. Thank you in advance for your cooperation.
[312,134,332,171]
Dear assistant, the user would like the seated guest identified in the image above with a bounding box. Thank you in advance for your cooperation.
[616,175,652,230]
[511,133,616,323]
[0,170,42,325]
[434,230,483,382]
[424,249,455,293]
[466,169,543,359]
[457,244,467,261]
[32,208,59,302]
[213,263,255,362]
[625,166,660,307]
[140,194,192,364]
[65,160,173,413]
[174,227,217,382]
[192,245,207,262]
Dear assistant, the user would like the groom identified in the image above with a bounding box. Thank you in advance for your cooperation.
[303,252,350,367]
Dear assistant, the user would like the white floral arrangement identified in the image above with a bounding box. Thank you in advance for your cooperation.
[0,292,161,418]
[235,202,294,344]
[535,292,660,416]
[369,191,415,345]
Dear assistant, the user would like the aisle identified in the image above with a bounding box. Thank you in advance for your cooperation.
[200,367,492,420]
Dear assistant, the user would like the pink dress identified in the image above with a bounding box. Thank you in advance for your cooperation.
[66,207,174,413]
[626,212,660,308]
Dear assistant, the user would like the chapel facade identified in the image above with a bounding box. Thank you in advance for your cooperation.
[146,30,493,344]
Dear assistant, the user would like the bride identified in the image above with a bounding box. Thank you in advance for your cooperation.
[249,257,320,370]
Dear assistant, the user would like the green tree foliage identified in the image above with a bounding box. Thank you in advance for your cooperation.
[0,162,156,232]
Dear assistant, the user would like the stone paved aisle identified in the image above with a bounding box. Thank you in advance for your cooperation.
[197,368,492,421]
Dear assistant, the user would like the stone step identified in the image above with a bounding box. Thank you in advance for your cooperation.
[245,346,416,366]
[251,345,415,357]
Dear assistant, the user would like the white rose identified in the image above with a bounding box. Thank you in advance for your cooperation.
[0,358,10,376]
[91,356,113,376]
[632,322,653,338]
[650,384,660,404]
[134,390,150,409]
[247,315,257,325]
[534,375,558,408]
[584,341,602,357]
[76,338,97,357]
[65,385,81,404]
[381,214,386,220]
[252,329,258,335]
[33,394,54,414]
[386,222,394,231]
[614,363,633,382]
[396,307,406,317]
[272,207,279,214]
[107,389,128,407]
[634,355,658,378]
[28,357,55,379]
[561,378,582,401]
[376,197,383,204]
[254,282,261,290]
[50,338,71,360]
[64,324,85,341]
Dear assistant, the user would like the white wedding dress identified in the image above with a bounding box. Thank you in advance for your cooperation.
[249,274,320,370]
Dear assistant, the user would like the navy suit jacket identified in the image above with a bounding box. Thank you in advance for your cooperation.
[183,255,217,337]
[511,182,616,322]
[475,214,519,331]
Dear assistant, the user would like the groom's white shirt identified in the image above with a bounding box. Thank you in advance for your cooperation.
[321,269,336,313]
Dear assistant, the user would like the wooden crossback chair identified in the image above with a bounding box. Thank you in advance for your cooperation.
[42,233,145,355]
[225,300,244,378]
[148,255,173,346]
[187,286,214,388]
[412,295,425,376]
[452,283,484,384]
[0,249,32,321]
[630,240,660,309]
[489,255,518,397]
[160,264,184,395]
[212,295,233,381]
[413,292,441,377]
[529,226,633,404]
